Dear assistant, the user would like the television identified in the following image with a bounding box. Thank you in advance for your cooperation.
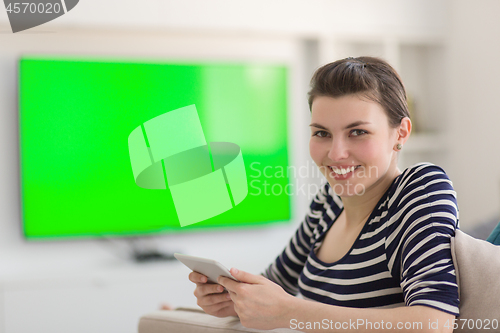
[19,57,291,240]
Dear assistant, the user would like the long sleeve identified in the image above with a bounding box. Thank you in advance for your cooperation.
[385,163,460,315]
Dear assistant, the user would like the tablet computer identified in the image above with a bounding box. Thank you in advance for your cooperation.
[174,253,239,284]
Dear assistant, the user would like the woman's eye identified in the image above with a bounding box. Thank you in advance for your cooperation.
[350,129,367,137]
[313,130,329,138]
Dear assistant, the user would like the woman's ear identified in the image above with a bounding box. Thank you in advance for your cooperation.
[397,117,412,145]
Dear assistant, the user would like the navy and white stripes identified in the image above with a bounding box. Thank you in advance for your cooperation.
[263,162,460,315]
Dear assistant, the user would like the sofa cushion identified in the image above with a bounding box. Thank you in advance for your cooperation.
[451,229,500,332]
[138,307,301,333]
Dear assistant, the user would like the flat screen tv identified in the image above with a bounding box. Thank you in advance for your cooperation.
[19,57,291,240]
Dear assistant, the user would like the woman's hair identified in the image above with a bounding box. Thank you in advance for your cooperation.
[307,56,410,128]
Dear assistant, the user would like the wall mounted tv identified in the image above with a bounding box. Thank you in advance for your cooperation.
[19,57,291,240]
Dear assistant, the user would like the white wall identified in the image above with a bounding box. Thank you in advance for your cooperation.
[0,0,447,37]
[445,0,500,228]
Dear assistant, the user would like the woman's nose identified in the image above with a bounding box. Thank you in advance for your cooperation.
[327,139,349,161]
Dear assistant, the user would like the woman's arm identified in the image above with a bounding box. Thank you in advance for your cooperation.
[387,164,459,315]
[219,269,454,333]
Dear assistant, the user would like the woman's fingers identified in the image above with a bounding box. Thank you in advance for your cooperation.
[193,282,225,298]
[196,291,231,307]
[189,271,237,318]
[203,300,235,317]
[189,271,208,283]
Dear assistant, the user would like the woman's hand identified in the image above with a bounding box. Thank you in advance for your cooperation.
[189,271,238,318]
[218,268,296,330]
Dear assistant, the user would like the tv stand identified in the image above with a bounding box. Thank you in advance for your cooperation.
[132,250,176,262]
[125,237,177,263]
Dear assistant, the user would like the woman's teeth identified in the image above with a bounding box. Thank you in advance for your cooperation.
[329,166,359,175]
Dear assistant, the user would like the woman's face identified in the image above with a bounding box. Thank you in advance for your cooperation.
[309,94,400,198]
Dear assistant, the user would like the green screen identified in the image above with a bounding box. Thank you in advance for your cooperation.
[19,57,291,239]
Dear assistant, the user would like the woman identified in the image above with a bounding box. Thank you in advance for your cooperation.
[189,57,459,332]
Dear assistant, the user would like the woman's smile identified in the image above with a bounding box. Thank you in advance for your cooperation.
[327,165,361,180]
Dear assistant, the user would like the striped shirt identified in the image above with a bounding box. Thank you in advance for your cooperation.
[263,162,460,315]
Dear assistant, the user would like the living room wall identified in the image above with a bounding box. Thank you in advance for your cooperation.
[445,0,500,230]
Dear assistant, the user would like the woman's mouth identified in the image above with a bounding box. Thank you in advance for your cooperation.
[327,165,361,179]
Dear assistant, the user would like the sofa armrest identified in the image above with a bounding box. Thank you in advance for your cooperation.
[451,229,500,332]
[138,307,302,333]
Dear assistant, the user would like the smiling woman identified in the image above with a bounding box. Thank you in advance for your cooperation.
[189,57,459,333]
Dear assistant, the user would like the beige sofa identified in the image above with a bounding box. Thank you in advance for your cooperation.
[138,230,500,333]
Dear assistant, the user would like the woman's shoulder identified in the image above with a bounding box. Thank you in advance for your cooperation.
[389,162,457,212]
[399,162,450,181]
[395,162,454,193]
[384,162,459,259]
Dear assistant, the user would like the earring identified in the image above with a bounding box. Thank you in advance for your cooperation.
[395,143,402,151]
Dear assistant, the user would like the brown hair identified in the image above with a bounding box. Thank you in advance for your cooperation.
[307,56,409,128]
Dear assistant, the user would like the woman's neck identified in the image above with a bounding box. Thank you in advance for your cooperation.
[340,167,401,228]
